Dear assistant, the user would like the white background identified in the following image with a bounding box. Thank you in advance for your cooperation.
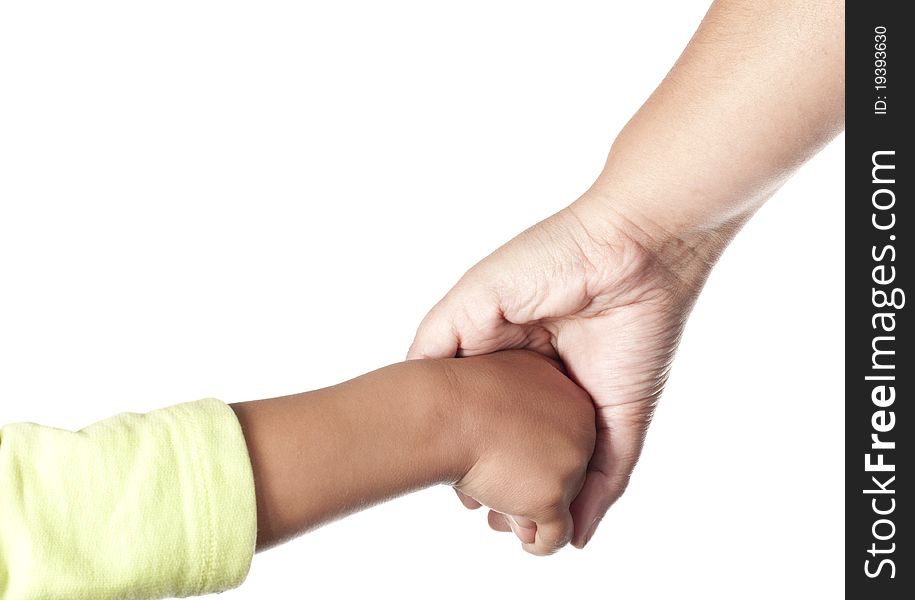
[0,1,843,598]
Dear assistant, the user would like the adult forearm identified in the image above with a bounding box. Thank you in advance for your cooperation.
[230,360,465,551]
[582,0,844,271]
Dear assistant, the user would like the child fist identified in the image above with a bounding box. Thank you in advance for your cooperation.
[441,350,596,555]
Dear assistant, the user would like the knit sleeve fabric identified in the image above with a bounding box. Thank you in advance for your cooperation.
[0,398,257,599]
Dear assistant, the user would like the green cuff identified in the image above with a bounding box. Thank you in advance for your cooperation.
[0,398,258,599]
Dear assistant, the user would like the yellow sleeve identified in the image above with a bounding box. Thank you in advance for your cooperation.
[0,398,257,600]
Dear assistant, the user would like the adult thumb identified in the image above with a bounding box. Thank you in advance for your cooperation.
[407,304,460,360]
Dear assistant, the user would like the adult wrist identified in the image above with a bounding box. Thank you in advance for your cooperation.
[570,175,738,295]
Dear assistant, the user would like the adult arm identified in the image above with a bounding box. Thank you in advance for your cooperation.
[409,0,844,547]
[591,0,844,267]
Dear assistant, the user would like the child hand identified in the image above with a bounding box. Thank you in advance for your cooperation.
[442,350,596,555]
[227,349,595,557]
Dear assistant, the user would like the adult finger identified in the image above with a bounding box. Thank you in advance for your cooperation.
[407,302,460,360]
[569,403,649,548]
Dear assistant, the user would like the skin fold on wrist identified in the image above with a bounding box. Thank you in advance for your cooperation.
[566,188,724,300]
[230,359,473,552]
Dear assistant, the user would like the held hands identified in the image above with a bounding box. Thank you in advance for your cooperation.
[412,196,708,549]
[441,350,595,556]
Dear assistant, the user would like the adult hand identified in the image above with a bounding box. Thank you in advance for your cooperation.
[408,195,708,548]
[408,0,842,549]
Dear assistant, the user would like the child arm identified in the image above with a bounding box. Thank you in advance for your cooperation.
[229,359,467,551]
[0,351,593,599]
[231,351,595,556]
[0,398,256,600]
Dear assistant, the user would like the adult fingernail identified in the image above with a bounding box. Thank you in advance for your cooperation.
[583,517,602,547]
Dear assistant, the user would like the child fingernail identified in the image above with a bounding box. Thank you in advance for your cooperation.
[508,516,536,544]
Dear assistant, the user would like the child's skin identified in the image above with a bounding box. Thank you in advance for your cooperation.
[230,349,596,556]
[0,350,592,599]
